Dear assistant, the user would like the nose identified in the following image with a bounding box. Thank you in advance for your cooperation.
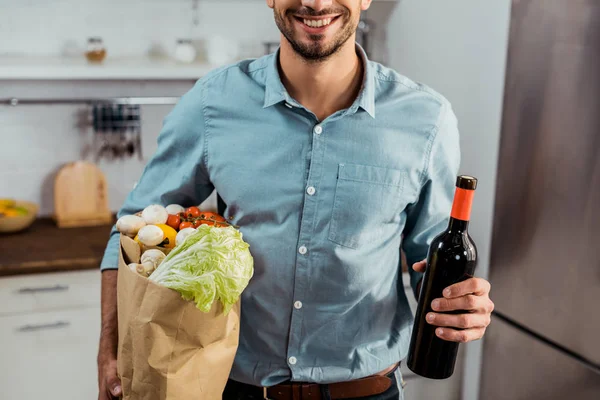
[301,0,334,11]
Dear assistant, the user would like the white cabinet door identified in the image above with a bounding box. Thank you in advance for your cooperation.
[0,270,101,315]
[0,307,100,400]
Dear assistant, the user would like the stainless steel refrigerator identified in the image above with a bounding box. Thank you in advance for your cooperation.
[480,0,600,398]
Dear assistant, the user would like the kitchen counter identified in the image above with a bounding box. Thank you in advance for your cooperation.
[0,217,115,277]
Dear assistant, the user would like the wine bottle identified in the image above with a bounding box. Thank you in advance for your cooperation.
[407,175,478,379]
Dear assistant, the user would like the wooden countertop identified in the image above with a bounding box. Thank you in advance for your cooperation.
[0,216,115,277]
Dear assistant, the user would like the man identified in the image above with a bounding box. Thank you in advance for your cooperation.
[97,0,494,399]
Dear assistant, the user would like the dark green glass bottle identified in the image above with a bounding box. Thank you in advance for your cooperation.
[407,175,478,379]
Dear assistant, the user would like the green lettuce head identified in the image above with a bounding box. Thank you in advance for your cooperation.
[149,224,254,314]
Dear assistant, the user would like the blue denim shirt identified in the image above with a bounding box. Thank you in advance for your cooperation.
[101,46,461,387]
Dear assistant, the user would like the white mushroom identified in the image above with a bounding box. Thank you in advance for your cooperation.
[141,249,166,269]
[116,215,146,237]
[176,227,197,246]
[141,204,168,225]
[128,263,141,274]
[128,262,156,277]
[165,204,185,215]
[137,225,164,246]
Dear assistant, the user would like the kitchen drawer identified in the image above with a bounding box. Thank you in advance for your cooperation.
[0,307,100,400]
[0,270,100,315]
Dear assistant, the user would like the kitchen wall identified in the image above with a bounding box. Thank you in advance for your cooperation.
[387,0,512,399]
[0,0,282,216]
[0,81,195,215]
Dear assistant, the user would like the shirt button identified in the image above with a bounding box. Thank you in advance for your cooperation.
[314,125,323,135]
[298,246,307,255]
[306,186,316,196]
[294,301,303,309]
[288,356,297,365]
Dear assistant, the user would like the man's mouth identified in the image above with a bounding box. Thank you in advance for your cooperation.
[302,17,334,28]
[293,15,341,31]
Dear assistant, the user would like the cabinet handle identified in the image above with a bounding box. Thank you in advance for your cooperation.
[17,284,69,294]
[17,321,70,332]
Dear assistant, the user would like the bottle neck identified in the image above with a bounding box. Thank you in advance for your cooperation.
[448,217,469,234]
[449,187,474,233]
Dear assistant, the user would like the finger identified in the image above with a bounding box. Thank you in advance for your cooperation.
[443,277,491,298]
[412,259,427,273]
[435,327,486,343]
[431,295,486,312]
[426,311,491,329]
[107,375,122,397]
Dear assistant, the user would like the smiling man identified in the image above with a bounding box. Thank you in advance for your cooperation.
[97,1,494,400]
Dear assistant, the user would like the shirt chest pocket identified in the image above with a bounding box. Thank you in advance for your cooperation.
[328,163,406,249]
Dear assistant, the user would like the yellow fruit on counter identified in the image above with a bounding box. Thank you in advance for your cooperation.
[1,206,28,218]
[0,199,16,208]
[3,209,20,217]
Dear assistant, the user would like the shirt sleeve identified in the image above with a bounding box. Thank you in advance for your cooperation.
[402,101,461,297]
[100,85,215,270]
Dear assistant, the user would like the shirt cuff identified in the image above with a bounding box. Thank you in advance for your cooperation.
[100,227,120,271]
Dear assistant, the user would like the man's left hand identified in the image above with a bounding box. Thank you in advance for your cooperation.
[413,260,494,343]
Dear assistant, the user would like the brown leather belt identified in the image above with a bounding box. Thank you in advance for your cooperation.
[263,373,393,400]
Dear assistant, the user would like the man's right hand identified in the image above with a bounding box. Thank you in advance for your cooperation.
[98,270,121,399]
[98,357,122,399]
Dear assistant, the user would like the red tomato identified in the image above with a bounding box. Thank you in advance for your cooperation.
[166,214,181,231]
[185,206,201,219]
[196,212,228,227]
[179,221,194,230]
[192,219,202,228]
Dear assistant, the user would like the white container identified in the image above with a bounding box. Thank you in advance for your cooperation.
[206,36,239,65]
[174,39,197,64]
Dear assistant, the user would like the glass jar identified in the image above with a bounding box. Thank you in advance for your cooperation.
[86,37,107,63]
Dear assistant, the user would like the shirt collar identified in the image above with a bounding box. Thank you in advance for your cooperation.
[263,47,291,109]
[263,44,376,118]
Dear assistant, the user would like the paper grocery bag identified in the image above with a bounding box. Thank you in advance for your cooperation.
[117,234,240,399]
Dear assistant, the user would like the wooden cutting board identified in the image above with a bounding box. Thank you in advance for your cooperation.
[53,161,113,228]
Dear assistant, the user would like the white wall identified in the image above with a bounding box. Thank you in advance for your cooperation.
[387,1,512,399]
[0,81,187,215]
[0,0,279,59]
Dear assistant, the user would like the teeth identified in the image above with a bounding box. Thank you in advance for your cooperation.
[303,18,333,28]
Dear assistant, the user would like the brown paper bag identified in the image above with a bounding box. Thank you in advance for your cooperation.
[117,234,240,399]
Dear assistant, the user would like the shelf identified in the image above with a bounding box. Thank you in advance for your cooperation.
[0,55,218,81]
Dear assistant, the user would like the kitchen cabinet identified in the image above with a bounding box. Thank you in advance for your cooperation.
[0,270,101,400]
[0,269,101,315]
